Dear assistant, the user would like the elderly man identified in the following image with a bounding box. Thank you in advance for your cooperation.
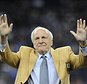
[0,14,87,84]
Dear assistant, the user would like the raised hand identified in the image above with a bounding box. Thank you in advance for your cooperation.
[0,14,13,36]
[70,19,87,46]
[0,14,13,44]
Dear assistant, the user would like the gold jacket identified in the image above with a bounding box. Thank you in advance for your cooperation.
[1,45,85,84]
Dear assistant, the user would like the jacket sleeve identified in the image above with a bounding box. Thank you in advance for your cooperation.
[0,44,21,68]
[68,46,85,69]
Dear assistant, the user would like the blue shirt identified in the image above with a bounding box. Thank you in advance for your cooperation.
[29,51,60,84]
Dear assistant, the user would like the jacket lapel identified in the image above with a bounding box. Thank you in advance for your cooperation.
[50,48,60,78]
[16,48,38,84]
[29,50,38,74]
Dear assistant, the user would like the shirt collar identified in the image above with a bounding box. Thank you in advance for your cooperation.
[38,50,51,60]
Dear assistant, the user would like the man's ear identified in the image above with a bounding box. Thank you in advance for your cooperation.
[51,40,53,46]
[32,42,35,48]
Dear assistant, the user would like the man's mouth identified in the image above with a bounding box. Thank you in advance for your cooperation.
[38,44,46,47]
[38,45,46,47]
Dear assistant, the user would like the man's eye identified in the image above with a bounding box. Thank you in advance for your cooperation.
[35,37,39,40]
[42,36,46,39]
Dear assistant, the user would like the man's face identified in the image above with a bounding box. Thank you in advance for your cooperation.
[33,29,53,54]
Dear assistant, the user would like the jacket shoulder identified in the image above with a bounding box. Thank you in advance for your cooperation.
[55,46,72,52]
[19,46,34,51]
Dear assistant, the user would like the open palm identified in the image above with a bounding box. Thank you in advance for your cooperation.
[70,19,87,41]
[0,14,13,36]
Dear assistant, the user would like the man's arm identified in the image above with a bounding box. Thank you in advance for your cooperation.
[0,14,20,68]
[0,14,13,50]
[70,19,87,67]
[70,19,87,55]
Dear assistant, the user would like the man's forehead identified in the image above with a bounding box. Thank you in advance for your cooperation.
[34,29,48,34]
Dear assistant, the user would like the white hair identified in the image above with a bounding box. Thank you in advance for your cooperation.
[31,26,53,42]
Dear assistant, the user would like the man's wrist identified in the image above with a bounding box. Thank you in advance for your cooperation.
[80,46,87,56]
[1,36,8,44]
[0,43,6,52]
[79,40,87,48]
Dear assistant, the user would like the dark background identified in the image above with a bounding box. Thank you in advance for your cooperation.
[0,0,87,84]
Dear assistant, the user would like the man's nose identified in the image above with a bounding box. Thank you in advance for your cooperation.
[39,38,43,43]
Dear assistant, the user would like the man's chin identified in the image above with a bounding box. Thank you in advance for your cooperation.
[39,50,47,55]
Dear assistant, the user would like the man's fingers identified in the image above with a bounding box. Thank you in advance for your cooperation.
[70,31,76,37]
[79,19,82,28]
[9,23,13,32]
[70,30,79,40]
[77,20,79,29]
[4,14,7,23]
[1,15,4,23]
[83,20,86,29]
[77,19,86,29]
[0,15,2,25]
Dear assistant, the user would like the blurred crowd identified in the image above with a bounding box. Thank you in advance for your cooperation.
[0,0,87,84]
